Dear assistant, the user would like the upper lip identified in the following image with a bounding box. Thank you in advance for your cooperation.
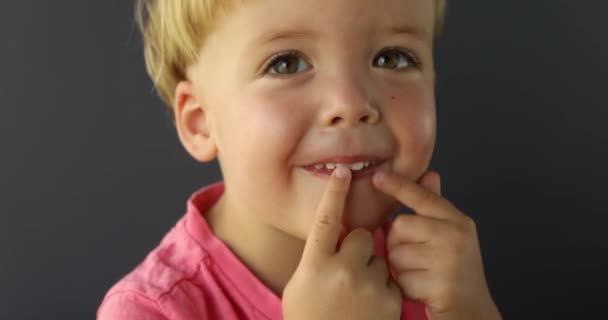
[303,155,387,167]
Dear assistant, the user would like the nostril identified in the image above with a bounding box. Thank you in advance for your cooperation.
[360,115,369,123]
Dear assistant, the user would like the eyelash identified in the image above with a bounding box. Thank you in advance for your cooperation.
[261,47,421,77]
[375,47,421,70]
[262,50,309,77]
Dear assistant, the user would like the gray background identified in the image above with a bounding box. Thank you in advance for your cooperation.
[1,1,606,319]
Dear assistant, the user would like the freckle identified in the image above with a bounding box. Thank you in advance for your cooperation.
[391,96,396,100]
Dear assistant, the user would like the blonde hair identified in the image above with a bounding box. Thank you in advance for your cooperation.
[135,0,447,116]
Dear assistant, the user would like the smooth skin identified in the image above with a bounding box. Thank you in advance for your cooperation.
[283,167,502,320]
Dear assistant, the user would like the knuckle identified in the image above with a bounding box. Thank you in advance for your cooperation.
[393,214,411,231]
[463,215,477,233]
[316,214,332,226]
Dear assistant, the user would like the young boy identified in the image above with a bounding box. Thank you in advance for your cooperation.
[98,0,502,319]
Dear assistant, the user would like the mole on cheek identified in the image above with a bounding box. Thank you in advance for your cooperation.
[391,96,396,100]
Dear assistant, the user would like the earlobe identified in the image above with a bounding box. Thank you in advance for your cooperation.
[173,80,218,162]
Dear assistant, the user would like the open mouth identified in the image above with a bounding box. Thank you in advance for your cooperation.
[302,160,386,180]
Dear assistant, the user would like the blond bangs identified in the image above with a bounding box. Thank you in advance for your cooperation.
[135,0,447,113]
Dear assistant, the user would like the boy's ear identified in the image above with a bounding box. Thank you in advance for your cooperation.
[173,80,218,162]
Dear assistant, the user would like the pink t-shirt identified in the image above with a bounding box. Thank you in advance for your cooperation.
[97,182,428,320]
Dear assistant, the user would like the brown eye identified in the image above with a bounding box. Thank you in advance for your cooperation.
[266,52,311,75]
[373,48,417,70]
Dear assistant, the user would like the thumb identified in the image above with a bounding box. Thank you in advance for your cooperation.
[417,170,441,196]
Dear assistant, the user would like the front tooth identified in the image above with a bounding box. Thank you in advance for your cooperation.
[314,164,324,170]
[350,162,365,171]
[325,163,337,170]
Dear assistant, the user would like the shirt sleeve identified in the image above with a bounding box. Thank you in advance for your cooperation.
[97,291,168,320]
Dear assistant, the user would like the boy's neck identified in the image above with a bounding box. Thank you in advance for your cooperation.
[206,190,305,297]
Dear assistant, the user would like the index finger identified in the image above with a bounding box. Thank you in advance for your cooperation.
[302,166,352,263]
[373,171,462,223]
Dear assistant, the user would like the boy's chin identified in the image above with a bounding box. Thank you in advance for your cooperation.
[341,195,400,232]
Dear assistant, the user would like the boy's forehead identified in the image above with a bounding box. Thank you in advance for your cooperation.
[221,0,434,44]
[255,24,431,47]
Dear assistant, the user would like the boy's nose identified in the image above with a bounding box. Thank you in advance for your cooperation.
[319,80,381,128]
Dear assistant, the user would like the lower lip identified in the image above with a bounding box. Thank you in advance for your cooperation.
[302,161,385,180]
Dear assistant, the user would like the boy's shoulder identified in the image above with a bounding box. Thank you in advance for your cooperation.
[97,212,209,319]
[104,216,204,297]
[97,183,228,320]
[97,182,282,320]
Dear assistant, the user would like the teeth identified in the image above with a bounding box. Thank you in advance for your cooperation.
[315,161,372,171]
[350,162,364,170]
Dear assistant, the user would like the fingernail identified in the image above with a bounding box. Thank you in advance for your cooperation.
[373,171,387,185]
[335,166,350,179]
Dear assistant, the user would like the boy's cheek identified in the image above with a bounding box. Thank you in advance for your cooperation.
[387,109,436,182]
[384,91,436,159]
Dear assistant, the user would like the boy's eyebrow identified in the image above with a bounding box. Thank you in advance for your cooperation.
[383,24,430,42]
[254,24,429,46]
[256,29,318,45]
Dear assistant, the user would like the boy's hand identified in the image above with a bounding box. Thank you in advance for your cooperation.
[282,167,402,320]
[373,170,502,320]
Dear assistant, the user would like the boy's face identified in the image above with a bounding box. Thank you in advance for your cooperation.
[182,0,436,238]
